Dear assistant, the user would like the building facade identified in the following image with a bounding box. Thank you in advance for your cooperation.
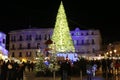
[8,27,102,61]
[71,28,102,55]
[8,28,53,61]
[0,32,8,59]
[106,42,120,57]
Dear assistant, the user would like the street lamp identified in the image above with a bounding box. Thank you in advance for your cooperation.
[114,49,117,53]
[110,51,112,54]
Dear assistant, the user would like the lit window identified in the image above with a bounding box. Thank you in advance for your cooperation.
[26,52,31,57]
[75,32,80,36]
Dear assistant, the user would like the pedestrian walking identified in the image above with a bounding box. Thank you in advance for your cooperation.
[86,64,93,80]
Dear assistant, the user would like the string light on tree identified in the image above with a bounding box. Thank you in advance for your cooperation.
[51,1,75,53]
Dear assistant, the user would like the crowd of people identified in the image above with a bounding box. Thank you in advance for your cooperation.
[0,59,35,80]
[1,58,120,80]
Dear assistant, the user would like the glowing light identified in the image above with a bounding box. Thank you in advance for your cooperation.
[22,58,27,62]
[114,49,117,53]
[110,51,112,54]
[106,52,109,54]
[51,1,75,52]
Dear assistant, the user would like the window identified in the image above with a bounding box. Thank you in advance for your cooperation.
[19,52,22,57]
[37,43,40,49]
[82,40,84,45]
[86,32,89,35]
[26,35,32,40]
[73,40,77,45]
[44,34,47,40]
[81,33,83,36]
[19,35,23,41]
[11,36,16,42]
[75,32,80,36]
[27,43,31,49]
[0,41,1,45]
[29,35,32,40]
[92,39,95,44]
[91,32,94,35]
[35,35,38,40]
[36,51,38,57]
[39,35,41,40]
[19,44,22,49]
[12,44,15,50]
[3,39,5,44]
[26,52,28,57]
[26,52,31,57]
[11,36,14,41]
[77,40,79,45]
[12,52,15,57]
[14,36,16,41]
[86,39,89,45]
[26,35,29,40]
[49,34,51,39]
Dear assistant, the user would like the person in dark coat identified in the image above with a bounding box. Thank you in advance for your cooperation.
[60,60,71,80]
[0,60,4,80]
[1,61,8,80]
[86,64,93,80]
[17,63,24,80]
[7,60,17,80]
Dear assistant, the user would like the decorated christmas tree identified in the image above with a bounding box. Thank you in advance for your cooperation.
[48,54,60,72]
[35,51,47,72]
[51,1,75,53]
[48,52,60,80]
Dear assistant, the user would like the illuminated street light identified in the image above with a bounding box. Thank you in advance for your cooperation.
[114,49,117,53]
[106,52,109,55]
[110,51,112,54]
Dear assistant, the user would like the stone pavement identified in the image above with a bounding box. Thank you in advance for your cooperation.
[30,77,104,80]
[23,71,105,80]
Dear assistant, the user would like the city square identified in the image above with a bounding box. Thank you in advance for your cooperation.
[0,0,120,80]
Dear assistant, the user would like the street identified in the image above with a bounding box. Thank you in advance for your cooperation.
[23,68,120,80]
[23,71,105,80]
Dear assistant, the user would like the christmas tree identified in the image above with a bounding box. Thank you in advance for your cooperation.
[51,1,75,52]
[35,52,47,72]
[48,53,60,80]
[48,54,60,72]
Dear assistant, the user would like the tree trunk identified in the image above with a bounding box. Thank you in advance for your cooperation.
[80,70,82,80]
[53,71,56,80]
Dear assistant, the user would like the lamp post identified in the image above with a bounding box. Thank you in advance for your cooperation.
[114,49,117,57]
[114,49,117,53]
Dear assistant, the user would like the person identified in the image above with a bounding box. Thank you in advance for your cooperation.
[86,64,93,80]
[7,60,17,80]
[0,60,3,80]
[1,61,8,80]
[92,64,97,77]
[17,63,24,80]
[60,60,71,80]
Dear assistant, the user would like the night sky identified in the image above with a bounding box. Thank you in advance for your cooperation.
[0,0,120,44]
